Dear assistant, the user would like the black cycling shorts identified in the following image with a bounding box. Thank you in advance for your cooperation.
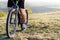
[7,0,25,9]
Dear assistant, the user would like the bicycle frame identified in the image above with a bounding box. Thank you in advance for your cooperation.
[10,3,19,32]
[6,0,28,38]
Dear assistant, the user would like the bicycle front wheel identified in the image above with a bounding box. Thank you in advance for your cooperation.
[6,10,17,38]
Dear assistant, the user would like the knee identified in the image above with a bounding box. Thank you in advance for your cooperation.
[19,8,26,14]
[8,7,12,11]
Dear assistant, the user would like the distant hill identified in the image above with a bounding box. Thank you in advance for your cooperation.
[0,1,60,13]
[30,6,60,13]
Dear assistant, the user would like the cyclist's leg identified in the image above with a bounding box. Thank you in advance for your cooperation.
[18,0,26,24]
[18,0,27,30]
[7,0,13,11]
[7,0,16,14]
[19,8,26,24]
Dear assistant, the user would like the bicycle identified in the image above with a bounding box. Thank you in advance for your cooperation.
[6,0,28,38]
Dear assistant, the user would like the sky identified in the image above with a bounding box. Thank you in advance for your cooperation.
[0,0,7,1]
[0,0,60,8]
[0,0,60,5]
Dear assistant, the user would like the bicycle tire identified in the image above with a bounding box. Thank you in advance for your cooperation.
[26,9,28,25]
[6,10,17,38]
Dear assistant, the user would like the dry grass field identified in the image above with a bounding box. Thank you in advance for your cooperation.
[0,11,60,40]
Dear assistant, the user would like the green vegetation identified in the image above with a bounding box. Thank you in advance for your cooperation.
[0,11,7,17]
[0,11,60,40]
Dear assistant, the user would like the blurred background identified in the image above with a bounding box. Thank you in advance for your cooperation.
[0,0,60,13]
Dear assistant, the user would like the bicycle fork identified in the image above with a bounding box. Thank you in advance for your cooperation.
[14,8,18,33]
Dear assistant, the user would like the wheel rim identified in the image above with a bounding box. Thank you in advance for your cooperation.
[8,14,16,37]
